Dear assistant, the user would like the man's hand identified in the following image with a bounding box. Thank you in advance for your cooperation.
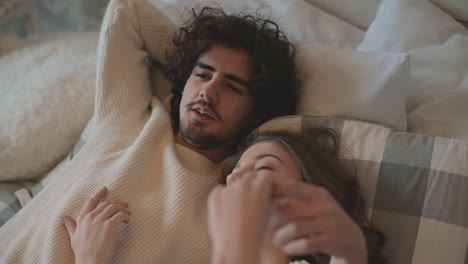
[60,187,130,264]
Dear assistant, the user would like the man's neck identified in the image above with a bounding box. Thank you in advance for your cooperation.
[174,133,233,163]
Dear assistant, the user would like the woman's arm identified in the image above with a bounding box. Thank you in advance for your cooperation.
[207,173,275,264]
[60,187,130,264]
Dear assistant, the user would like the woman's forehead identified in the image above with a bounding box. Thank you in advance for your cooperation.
[240,141,292,163]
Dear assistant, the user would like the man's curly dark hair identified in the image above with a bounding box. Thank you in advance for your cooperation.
[164,6,299,132]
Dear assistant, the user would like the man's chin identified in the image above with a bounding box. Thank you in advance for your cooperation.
[183,134,224,150]
[179,124,226,150]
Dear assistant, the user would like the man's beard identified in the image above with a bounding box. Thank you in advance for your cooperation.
[179,119,227,150]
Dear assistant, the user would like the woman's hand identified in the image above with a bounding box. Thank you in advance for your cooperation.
[59,187,130,264]
[271,181,367,264]
[207,173,275,264]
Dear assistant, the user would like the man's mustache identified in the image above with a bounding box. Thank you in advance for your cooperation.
[186,100,222,121]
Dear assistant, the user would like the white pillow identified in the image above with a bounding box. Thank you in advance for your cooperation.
[430,0,468,22]
[301,0,380,30]
[358,0,468,139]
[0,33,98,181]
[147,0,365,49]
[296,44,409,131]
[301,0,468,31]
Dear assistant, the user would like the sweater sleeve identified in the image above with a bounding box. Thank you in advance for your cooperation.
[94,0,175,122]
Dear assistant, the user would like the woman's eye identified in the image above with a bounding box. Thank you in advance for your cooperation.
[256,166,272,171]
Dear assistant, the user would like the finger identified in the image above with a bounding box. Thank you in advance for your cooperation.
[273,181,328,199]
[108,211,131,227]
[270,197,329,228]
[60,214,77,238]
[207,185,223,232]
[270,198,308,229]
[282,234,330,256]
[273,218,330,247]
[80,187,108,217]
[207,185,223,206]
[92,200,129,216]
[99,203,131,221]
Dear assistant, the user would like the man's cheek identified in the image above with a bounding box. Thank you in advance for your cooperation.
[232,106,245,114]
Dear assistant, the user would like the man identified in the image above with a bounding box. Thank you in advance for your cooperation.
[0,0,298,263]
[166,6,299,161]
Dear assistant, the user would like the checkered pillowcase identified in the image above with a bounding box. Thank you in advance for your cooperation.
[256,116,468,264]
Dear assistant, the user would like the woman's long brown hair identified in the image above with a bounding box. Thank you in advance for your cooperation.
[221,129,386,264]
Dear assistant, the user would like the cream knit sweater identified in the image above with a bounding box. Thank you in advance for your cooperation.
[0,0,220,263]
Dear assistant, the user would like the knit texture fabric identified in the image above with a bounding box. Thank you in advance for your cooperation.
[0,0,220,263]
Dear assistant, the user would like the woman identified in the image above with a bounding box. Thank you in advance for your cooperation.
[60,129,385,264]
[209,129,385,264]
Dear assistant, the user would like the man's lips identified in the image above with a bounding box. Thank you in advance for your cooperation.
[192,108,217,120]
[187,100,221,121]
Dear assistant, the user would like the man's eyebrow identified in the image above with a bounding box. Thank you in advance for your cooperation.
[255,154,283,164]
[196,62,216,72]
[195,62,251,91]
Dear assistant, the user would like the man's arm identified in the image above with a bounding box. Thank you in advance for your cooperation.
[95,0,175,122]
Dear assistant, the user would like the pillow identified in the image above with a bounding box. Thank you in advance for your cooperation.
[254,115,468,264]
[296,43,409,131]
[302,0,468,31]
[0,32,98,181]
[430,0,468,22]
[0,182,27,227]
[147,0,365,49]
[30,117,96,197]
[357,0,468,139]
[0,34,66,56]
[302,0,380,30]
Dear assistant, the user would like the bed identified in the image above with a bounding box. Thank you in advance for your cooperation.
[0,0,467,263]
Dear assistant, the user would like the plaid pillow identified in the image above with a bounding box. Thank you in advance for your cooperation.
[255,115,468,264]
[0,186,22,227]
[0,181,36,227]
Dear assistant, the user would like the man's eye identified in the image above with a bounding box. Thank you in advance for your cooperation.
[227,84,242,94]
[195,73,209,79]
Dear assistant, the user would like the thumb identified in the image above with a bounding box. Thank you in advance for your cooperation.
[59,214,77,238]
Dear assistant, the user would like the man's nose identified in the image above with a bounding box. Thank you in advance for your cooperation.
[200,79,220,104]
